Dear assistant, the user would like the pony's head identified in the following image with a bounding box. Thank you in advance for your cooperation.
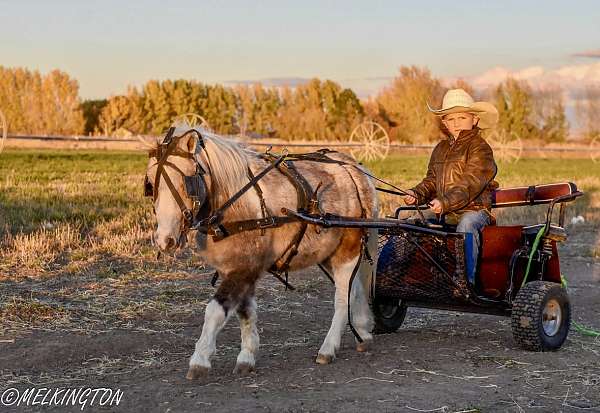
[144,126,253,252]
[145,127,211,252]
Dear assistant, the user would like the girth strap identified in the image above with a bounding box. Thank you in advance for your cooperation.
[269,160,313,275]
[247,167,271,235]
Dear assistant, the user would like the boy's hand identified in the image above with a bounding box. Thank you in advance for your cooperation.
[430,199,443,214]
[404,190,417,205]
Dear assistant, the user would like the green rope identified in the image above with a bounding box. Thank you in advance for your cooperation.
[561,275,600,338]
[522,227,600,338]
[521,227,546,288]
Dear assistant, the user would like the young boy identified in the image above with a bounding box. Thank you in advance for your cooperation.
[405,88,499,284]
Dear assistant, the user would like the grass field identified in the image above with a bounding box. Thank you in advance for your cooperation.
[0,149,599,278]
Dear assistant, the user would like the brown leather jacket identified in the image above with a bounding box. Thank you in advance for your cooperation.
[411,128,499,214]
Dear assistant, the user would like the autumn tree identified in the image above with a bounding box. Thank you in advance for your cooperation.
[40,70,85,135]
[375,66,444,143]
[534,87,568,143]
[0,66,84,135]
[81,99,107,135]
[493,78,539,141]
[275,79,363,141]
[576,85,600,140]
[448,78,476,98]
[235,83,281,137]
[98,89,144,135]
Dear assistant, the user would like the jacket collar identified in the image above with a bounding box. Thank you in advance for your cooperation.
[446,127,480,145]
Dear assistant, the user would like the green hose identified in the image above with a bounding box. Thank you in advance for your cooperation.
[561,275,600,338]
[522,226,600,338]
[521,227,546,288]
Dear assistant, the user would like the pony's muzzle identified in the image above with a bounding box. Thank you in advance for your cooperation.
[155,232,177,252]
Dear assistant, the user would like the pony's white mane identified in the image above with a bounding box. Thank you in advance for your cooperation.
[159,124,258,215]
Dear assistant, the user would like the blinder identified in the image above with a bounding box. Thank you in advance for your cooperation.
[143,127,210,230]
[184,174,207,206]
[144,176,154,197]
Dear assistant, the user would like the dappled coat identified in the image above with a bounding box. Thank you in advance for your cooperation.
[411,127,499,214]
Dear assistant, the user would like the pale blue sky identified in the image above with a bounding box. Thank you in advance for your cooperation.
[1,0,599,99]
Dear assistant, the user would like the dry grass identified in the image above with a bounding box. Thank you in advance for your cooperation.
[0,149,598,279]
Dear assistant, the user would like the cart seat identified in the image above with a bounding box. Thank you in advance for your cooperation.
[522,223,567,242]
[492,182,577,208]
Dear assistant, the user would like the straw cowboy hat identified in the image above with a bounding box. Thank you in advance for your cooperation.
[427,88,499,129]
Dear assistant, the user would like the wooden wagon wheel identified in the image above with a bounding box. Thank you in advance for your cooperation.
[348,121,390,162]
[486,130,522,163]
[172,113,211,132]
[590,137,600,163]
[0,109,7,155]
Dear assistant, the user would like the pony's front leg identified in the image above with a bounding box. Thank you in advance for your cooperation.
[186,298,232,379]
[234,295,259,375]
[316,257,357,364]
[187,274,253,379]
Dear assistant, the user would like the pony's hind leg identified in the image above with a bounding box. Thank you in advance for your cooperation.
[350,267,374,353]
[316,230,374,364]
[186,274,255,380]
[233,293,259,375]
[352,230,377,352]
[316,256,357,364]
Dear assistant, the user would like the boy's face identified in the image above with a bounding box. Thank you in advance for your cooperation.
[442,112,479,138]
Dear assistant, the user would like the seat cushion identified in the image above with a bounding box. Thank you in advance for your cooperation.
[492,182,577,208]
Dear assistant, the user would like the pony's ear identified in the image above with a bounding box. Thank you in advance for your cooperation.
[180,131,198,153]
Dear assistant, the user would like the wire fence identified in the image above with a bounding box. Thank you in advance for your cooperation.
[4,134,600,162]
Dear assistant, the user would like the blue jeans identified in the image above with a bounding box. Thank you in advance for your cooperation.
[456,210,491,284]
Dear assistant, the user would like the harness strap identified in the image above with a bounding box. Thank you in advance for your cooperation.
[269,160,312,275]
[196,151,288,233]
[149,149,194,160]
[277,160,311,212]
[247,167,271,235]
[201,215,298,239]
[159,168,193,223]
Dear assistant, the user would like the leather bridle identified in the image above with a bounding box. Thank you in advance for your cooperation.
[144,127,210,234]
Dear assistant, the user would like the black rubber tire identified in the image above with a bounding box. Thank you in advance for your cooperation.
[371,296,407,334]
[511,281,571,351]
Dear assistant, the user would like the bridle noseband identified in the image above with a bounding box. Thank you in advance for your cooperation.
[144,127,210,233]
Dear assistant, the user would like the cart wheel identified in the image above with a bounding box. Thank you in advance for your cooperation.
[486,130,522,163]
[172,113,211,132]
[511,281,570,351]
[348,121,390,162]
[371,296,407,334]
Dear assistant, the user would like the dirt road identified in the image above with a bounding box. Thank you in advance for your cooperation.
[1,225,599,413]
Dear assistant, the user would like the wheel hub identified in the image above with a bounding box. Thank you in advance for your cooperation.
[542,298,562,336]
[379,301,399,318]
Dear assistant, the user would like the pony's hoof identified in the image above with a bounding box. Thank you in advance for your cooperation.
[356,339,373,353]
[233,362,255,376]
[316,353,334,365]
[186,365,210,380]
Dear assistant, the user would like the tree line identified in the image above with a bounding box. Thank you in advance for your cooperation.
[1,65,598,143]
